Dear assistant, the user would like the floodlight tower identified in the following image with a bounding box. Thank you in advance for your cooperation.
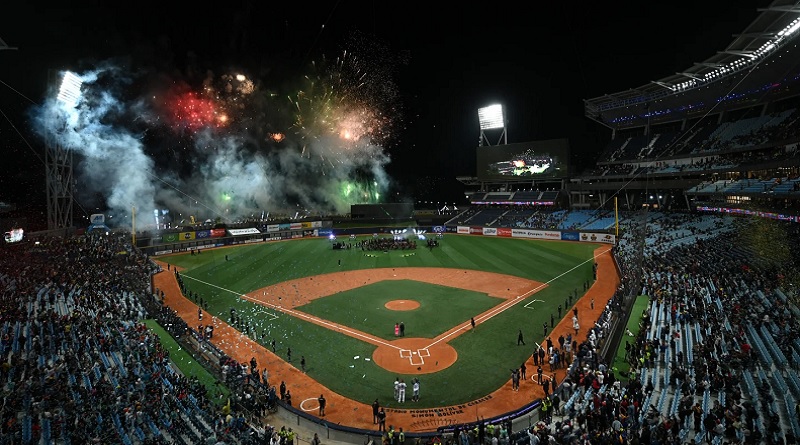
[46,71,81,230]
[478,104,507,146]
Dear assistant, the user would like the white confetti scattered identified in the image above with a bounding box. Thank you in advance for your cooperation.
[364,358,371,361]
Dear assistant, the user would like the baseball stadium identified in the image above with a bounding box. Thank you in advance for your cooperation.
[3,2,800,445]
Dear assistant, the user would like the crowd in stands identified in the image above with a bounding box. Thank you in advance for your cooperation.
[0,233,286,445]
[482,212,800,445]
[584,105,800,180]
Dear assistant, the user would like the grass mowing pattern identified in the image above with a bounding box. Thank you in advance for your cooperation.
[297,280,503,340]
[142,319,230,405]
[167,234,601,407]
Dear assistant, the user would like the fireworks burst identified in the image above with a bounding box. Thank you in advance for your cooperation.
[292,34,404,149]
[31,32,405,224]
[166,91,228,131]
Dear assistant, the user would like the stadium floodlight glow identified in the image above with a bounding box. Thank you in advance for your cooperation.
[56,71,83,107]
[478,104,508,146]
[478,104,505,130]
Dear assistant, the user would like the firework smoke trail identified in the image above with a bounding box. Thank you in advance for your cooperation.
[31,65,160,219]
[28,35,404,227]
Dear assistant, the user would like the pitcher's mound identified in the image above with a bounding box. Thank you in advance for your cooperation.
[372,338,457,374]
[385,300,420,311]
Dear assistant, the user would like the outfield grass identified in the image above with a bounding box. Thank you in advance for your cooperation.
[167,234,601,407]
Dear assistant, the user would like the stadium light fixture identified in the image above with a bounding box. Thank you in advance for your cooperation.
[477,104,507,146]
[478,104,504,130]
[57,71,82,107]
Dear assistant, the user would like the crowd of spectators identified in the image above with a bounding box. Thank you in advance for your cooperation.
[488,212,800,445]
[0,233,281,444]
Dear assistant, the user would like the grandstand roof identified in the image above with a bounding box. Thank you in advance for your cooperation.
[585,0,800,130]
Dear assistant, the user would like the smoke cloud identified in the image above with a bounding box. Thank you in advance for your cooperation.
[30,46,402,229]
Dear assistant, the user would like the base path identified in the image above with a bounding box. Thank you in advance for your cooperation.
[154,245,618,432]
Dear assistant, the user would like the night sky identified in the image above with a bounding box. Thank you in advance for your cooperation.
[0,1,766,225]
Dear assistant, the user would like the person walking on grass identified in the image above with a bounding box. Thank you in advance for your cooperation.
[517,329,525,346]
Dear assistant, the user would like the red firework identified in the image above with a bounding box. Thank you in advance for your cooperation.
[167,92,228,130]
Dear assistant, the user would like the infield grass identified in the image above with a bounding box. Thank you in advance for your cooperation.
[166,234,603,408]
[297,280,502,340]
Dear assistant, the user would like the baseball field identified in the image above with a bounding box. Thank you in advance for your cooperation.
[156,233,616,431]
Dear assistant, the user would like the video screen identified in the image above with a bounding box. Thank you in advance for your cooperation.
[476,139,569,180]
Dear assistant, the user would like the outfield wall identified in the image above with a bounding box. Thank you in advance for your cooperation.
[139,223,616,258]
[454,225,616,244]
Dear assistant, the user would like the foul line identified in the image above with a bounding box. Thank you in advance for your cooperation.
[181,274,404,352]
[423,246,613,350]
[179,275,279,320]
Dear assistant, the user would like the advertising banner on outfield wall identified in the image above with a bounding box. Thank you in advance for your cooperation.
[579,232,616,244]
[163,233,179,243]
[267,224,280,232]
[179,231,195,241]
[195,230,210,239]
[543,231,561,240]
[482,227,498,236]
[469,226,483,234]
[457,226,470,234]
[301,222,312,229]
[318,228,333,237]
[228,228,261,236]
[210,228,226,237]
[290,223,303,230]
[279,223,291,230]
[511,229,562,240]
[311,221,322,228]
[497,228,512,237]
[561,232,580,241]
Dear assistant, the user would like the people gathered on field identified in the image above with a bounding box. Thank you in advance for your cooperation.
[360,237,417,251]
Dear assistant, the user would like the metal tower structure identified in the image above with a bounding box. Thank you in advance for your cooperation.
[46,71,80,230]
[45,123,74,230]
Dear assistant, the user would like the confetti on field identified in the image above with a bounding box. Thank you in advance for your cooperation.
[353,355,360,360]
[364,358,371,361]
